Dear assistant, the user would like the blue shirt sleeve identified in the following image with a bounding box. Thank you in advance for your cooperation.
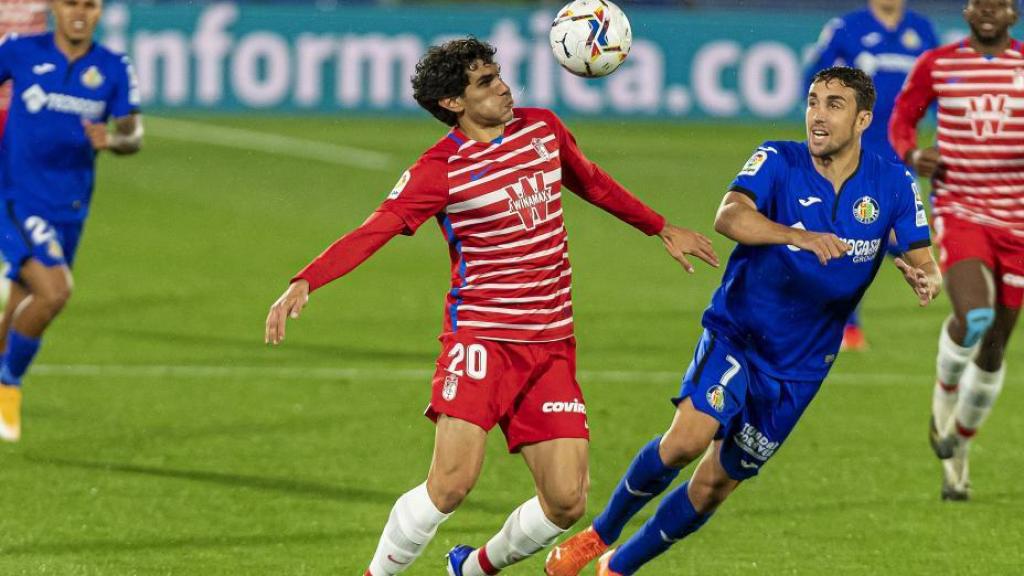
[0,33,19,83]
[108,54,141,119]
[804,17,847,88]
[728,143,783,212]
[892,169,931,250]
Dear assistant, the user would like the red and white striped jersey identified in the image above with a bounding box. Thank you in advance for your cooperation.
[891,39,1024,234]
[376,107,664,342]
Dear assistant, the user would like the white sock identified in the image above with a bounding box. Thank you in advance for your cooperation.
[934,317,976,428]
[368,483,450,576]
[462,497,566,576]
[952,362,1005,439]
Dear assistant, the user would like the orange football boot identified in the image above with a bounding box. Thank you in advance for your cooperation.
[840,324,868,351]
[596,550,622,576]
[545,526,609,576]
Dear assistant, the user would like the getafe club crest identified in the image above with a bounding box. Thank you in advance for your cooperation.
[852,196,880,225]
[81,65,104,89]
[901,28,921,50]
[442,373,459,401]
[706,385,726,413]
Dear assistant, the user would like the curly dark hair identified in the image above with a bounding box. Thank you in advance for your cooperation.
[412,37,497,126]
[810,66,877,113]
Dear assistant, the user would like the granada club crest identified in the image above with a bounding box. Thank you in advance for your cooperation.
[442,373,459,401]
[852,196,880,225]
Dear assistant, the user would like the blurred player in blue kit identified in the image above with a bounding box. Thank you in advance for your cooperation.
[545,67,941,576]
[805,0,938,350]
[0,0,143,442]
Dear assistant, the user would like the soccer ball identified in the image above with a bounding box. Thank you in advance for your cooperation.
[549,0,632,78]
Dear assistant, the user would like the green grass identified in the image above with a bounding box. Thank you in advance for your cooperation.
[0,117,1020,575]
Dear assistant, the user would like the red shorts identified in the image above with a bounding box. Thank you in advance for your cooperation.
[424,333,589,453]
[935,213,1024,308]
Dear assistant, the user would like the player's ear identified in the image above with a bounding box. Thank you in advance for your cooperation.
[856,109,872,133]
[439,95,464,116]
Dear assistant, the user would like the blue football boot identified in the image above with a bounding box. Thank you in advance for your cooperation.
[445,544,474,576]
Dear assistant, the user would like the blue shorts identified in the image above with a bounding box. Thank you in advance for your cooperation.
[0,202,83,281]
[674,330,822,481]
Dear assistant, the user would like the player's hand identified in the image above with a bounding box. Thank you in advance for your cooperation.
[790,229,851,266]
[265,280,310,345]
[81,119,109,150]
[658,223,719,273]
[894,257,940,306]
[909,147,941,178]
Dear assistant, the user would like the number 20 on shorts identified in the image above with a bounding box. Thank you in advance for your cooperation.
[447,343,488,379]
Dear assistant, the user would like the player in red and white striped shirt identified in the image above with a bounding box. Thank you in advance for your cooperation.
[264,38,718,576]
[890,0,1021,501]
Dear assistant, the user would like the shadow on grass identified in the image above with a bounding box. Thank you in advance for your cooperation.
[24,454,515,516]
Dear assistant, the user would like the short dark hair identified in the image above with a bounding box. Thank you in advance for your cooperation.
[412,37,497,126]
[810,66,877,113]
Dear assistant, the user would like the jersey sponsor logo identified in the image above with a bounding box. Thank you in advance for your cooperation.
[442,373,459,401]
[739,150,768,176]
[966,94,1011,139]
[861,32,882,48]
[852,196,880,224]
[81,65,104,89]
[541,398,586,414]
[798,196,822,207]
[504,171,552,231]
[706,384,726,413]
[32,62,55,75]
[733,423,779,462]
[839,237,882,264]
[21,84,105,118]
[387,170,410,200]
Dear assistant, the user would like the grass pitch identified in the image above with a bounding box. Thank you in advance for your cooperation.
[0,117,1020,575]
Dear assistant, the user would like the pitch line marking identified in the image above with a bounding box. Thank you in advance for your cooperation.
[32,364,922,385]
[146,117,393,171]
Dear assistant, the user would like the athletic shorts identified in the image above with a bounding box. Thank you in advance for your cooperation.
[673,330,822,481]
[424,333,589,453]
[935,213,1024,309]
[0,203,83,281]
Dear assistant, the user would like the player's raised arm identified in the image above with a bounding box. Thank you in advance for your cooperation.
[715,191,850,266]
[890,50,939,176]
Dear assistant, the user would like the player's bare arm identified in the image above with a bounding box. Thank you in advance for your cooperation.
[82,113,143,155]
[658,223,719,273]
[714,191,850,265]
[895,247,942,306]
[265,279,309,345]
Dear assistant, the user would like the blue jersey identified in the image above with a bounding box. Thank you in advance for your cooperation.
[702,141,931,381]
[805,9,937,163]
[0,32,140,222]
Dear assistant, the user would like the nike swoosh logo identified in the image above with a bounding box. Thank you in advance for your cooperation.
[660,529,681,543]
[32,63,55,75]
[624,479,654,497]
[740,460,760,469]
[798,197,822,207]
[469,166,493,181]
[387,554,408,565]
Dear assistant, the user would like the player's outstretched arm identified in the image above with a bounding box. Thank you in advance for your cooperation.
[715,191,850,266]
[82,114,143,155]
[266,280,309,345]
[894,248,942,307]
[658,223,719,273]
[264,210,406,345]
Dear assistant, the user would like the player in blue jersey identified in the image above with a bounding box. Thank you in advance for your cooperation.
[805,0,938,351]
[545,67,941,576]
[0,0,143,442]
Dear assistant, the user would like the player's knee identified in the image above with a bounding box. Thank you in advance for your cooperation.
[959,307,995,347]
[659,432,711,469]
[688,474,737,514]
[36,282,72,316]
[542,484,587,528]
[426,475,474,513]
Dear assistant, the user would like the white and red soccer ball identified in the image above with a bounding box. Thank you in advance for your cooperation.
[549,0,632,78]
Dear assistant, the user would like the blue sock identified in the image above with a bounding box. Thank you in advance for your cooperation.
[592,437,680,544]
[609,481,711,575]
[0,330,41,387]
